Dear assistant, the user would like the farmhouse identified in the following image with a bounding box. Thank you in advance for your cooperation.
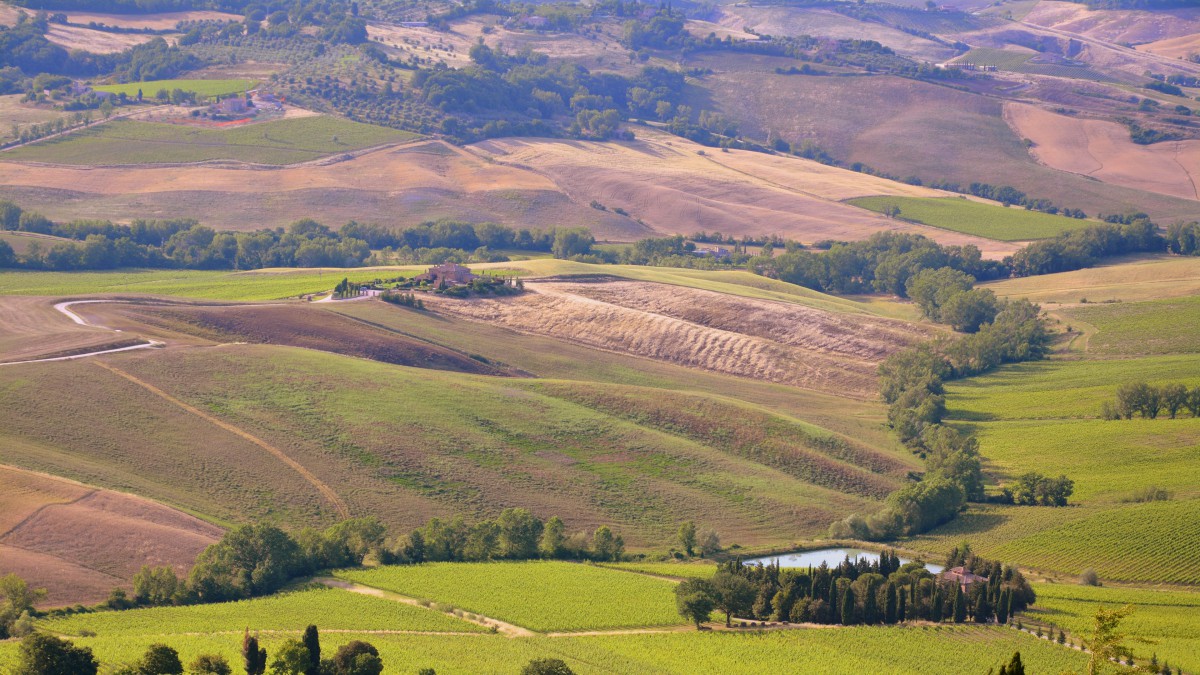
[941,566,988,592]
[414,263,478,286]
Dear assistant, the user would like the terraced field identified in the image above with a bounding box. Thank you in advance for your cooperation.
[848,196,1093,241]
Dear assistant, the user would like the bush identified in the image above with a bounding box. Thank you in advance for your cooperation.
[1080,568,1099,586]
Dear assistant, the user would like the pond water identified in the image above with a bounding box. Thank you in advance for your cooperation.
[741,547,944,573]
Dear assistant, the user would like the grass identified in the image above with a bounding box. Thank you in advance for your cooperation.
[985,255,1200,305]
[907,355,1200,585]
[93,79,255,99]
[1059,295,1200,355]
[37,585,485,638]
[335,561,686,632]
[0,624,1091,673]
[598,561,719,579]
[1026,583,1200,673]
[847,196,1093,241]
[5,116,418,165]
[955,48,1118,83]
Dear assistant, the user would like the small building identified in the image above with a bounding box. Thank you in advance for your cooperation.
[521,15,549,29]
[414,263,477,286]
[399,21,428,28]
[214,96,250,115]
[941,566,988,592]
[693,246,731,259]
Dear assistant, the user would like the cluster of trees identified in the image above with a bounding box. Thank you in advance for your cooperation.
[751,231,1003,297]
[674,545,1034,629]
[1005,219,1164,277]
[607,235,750,268]
[0,574,43,640]
[1103,381,1200,420]
[999,473,1074,507]
[831,294,1055,540]
[11,626,388,675]
[1166,221,1200,255]
[394,509,626,564]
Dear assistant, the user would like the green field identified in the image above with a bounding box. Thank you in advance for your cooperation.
[598,561,719,579]
[37,585,484,638]
[847,196,1093,241]
[93,79,255,99]
[5,116,418,165]
[955,48,1118,83]
[336,562,686,632]
[1028,583,1200,673]
[0,624,1090,674]
[1060,295,1200,356]
[908,355,1200,585]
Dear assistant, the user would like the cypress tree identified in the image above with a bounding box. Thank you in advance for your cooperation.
[863,579,878,624]
[885,582,898,624]
[840,586,855,626]
[897,589,906,623]
[953,585,967,623]
[1007,651,1025,675]
[302,625,320,675]
[996,589,1009,625]
[931,587,943,622]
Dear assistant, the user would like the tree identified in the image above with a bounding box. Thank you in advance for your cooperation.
[138,644,183,675]
[267,639,309,675]
[674,578,716,628]
[521,659,574,675]
[301,625,320,675]
[840,585,855,625]
[905,267,974,321]
[188,655,232,675]
[711,571,756,627]
[591,525,624,562]
[885,582,898,624]
[1085,604,1134,675]
[1,573,47,622]
[1161,383,1188,419]
[497,508,543,559]
[952,585,967,623]
[330,641,382,675]
[699,529,721,556]
[242,632,267,675]
[940,288,1000,333]
[1003,652,1025,675]
[14,634,98,675]
[1080,569,1099,587]
[540,516,565,558]
[551,227,594,259]
[678,521,697,557]
[133,565,179,606]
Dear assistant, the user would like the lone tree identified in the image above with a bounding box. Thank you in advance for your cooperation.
[678,521,697,557]
[521,659,574,675]
[188,655,232,675]
[138,644,183,675]
[242,631,267,675]
[674,578,716,629]
[302,625,321,675]
[711,571,756,628]
[14,634,98,675]
[1086,604,1134,675]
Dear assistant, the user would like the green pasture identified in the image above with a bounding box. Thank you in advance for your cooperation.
[5,116,417,165]
[93,79,255,99]
[1061,295,1200,356]
[847,196,1093,241]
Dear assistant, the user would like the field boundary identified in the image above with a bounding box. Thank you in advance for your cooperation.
[317,578,534,637]
[92,360,350,518]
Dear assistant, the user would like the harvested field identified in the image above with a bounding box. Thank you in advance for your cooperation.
[0,296,133,363]
[54,8,241,30]
[422,279,935,398]
[689,55,1200,222]
[1006,102,1200,200]
[0,464,221,606]
[472,132,1020,256]
[1023,0,1200,46]
[984,255,1200,305]
[0,95,69,144]
[0,140,644,236]
[0,231,72,255]
[114,302,511,375]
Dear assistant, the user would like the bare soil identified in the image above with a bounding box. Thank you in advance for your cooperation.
[0,296,129,363]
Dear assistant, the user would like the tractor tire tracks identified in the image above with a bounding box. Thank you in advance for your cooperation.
[92,360,350,519]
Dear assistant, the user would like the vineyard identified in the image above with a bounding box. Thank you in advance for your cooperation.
[6,117,416,166]
[847,196,1092,241]
[1060,295,1200,356]
[37,585,484,638]
[335,562,688,632]
[598,562,719,579]
[1028,583,1200,673]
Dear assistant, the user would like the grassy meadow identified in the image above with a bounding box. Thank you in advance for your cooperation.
[985,256,1200,305]
[1059,295,1200,356]
[847,196,1093,241]
[5,116,417,165]
[93,79,255,98]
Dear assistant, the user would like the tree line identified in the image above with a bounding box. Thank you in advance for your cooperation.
[1103,381,1200,420]
[674,544,1034,629]
[0,200,594,270]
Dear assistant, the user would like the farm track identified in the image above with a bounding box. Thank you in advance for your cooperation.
[92,360,351,519]
[317,578,535,637]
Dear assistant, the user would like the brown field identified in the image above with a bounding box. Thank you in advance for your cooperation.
[716,5,959,62]
[0,296,136,363]
[110,301,512,375]
[1023,0,1200,46]
[0,140,648,237]
[1137,33,1200,59]
[0,231,72,255]
[1006,102,1200,200]
[0,95,70,144]
[54,8,240,30]
[688,57,1200,222]
[0,464,221,606]
[473,131,1021,255]
[420,279,935,399]
[0,7,172,51]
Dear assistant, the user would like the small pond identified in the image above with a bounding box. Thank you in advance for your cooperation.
[742,547,944,573]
